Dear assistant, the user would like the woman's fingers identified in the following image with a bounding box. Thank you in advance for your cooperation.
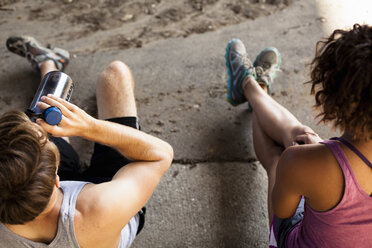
[294,133,322,145]
[294,134,308,145]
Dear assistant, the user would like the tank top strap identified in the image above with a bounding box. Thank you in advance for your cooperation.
[320,139,353,179]
[330,137,372,169]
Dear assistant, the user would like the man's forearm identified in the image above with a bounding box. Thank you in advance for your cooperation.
[82,118,172,162]
[37,95,172,163]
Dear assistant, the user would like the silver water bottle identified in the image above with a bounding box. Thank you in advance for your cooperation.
[26,71,74,125]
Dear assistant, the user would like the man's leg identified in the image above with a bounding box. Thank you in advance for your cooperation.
[85,60,146,235]
[40,60,58,78]
[36,51,82,180]
[6,36,69,71]
[6,36,81,181]
[39,60,71,147]
[96,60,137,119]
[82,60,139,183]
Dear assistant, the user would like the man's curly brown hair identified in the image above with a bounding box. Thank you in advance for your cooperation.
[310,24,372,140]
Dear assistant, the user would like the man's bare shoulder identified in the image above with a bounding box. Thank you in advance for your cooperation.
[73,183,122,248]
[75,183,115,222]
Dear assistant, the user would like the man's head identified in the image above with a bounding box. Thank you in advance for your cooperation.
[310,24,372,140]
[0,111,59,224]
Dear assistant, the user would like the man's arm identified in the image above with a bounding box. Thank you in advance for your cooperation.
[37,95,173,242]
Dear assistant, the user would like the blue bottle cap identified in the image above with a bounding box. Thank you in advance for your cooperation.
[43,107,62,125]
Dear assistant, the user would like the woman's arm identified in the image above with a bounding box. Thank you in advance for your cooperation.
[272,147,305,218]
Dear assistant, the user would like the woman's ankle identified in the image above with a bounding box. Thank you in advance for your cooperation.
[242,75,268,94]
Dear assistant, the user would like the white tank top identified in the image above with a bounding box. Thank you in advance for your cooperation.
[0,181,139,247]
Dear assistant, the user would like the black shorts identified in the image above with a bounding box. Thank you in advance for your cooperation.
[50,116,140,183]
[50,116,145,235]
[269,198,305,247]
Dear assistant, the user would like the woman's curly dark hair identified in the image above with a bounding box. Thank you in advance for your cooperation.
[309,24,372,140]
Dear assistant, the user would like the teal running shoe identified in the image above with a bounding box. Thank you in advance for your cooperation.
[253,47,281,94]
[225,38,256,107]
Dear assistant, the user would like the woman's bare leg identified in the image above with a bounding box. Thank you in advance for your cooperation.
[224,39,320,226]
[245,78,320,225]
[252,110,283,224]
[243,76,317,148]
[248,84,283,224]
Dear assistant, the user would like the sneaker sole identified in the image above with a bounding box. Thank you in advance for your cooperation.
[225,39,253,110]
[225,38,242,107]
[6,36,36,57]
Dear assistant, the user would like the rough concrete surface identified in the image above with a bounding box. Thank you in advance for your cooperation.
[133,162,268,248]
[0,0,371,247]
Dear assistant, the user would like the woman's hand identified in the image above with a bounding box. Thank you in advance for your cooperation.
[36,94,95,137]
[293,131,323,145]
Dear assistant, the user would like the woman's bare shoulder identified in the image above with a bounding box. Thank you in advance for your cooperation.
[281,142,344,210]
[278,143,338,191]
[283,143,334,166]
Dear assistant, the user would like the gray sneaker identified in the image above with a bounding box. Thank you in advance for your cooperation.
[225,38,256,106]
[253,47,281,94]
[6,36,70,71]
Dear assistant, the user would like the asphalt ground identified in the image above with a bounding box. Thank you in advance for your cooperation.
[0,0,371,247]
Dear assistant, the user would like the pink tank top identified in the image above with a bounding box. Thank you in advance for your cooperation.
[286,139,372,247]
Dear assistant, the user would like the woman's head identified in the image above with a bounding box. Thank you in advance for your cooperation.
[310,24,372,140]
[0,111,59,224]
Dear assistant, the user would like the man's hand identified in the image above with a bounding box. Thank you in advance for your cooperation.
[36,94,95,137]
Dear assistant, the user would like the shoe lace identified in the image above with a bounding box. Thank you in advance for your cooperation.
[255,66,271,84]
[255,66,280,78]
[242,55,252,68]
[255,66,264,77]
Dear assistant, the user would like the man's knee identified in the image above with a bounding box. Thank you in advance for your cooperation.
[104,60,131,77]
[99,60,134,88]
[107,60,129,71]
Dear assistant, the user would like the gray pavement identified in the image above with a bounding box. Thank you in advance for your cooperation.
[133,162,268,248]
[0,0,371,247]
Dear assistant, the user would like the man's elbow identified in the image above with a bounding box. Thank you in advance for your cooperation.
[159,143,174,170]
[165,144,174,166]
